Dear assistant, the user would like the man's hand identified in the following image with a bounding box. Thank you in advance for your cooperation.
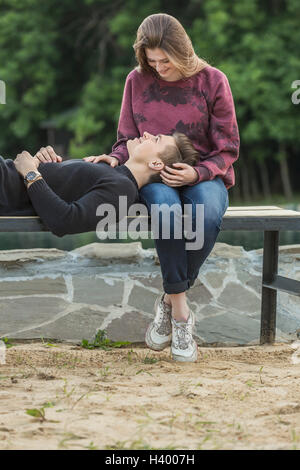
[14,151,39,178]
[83,154,119,167]
[35,146,62,163]
[160,163,198,187]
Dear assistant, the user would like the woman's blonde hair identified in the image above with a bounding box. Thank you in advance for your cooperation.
[133,13,209,78]
[148,132,199,184]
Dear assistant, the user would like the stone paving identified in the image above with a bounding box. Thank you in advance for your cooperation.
[0,242,299,346]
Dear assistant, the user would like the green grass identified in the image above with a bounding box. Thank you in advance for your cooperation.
[1,337,13,348]
[81,330,131,351]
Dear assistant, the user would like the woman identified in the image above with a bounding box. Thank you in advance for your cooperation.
[85,13,240,362]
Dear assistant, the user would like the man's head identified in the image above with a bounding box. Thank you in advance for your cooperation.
[126,131,199,183]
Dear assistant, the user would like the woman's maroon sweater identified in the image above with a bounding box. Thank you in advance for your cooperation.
[110,65,240,189]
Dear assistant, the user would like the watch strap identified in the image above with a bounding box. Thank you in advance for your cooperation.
[24,171,42,186]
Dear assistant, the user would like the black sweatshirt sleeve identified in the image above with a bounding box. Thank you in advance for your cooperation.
[27,177,130,237]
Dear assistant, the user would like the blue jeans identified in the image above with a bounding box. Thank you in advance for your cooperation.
[139,177,229,294]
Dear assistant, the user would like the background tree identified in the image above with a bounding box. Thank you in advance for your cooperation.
[0,0,299,201]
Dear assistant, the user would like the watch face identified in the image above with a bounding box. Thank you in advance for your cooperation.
[26,171,38,181]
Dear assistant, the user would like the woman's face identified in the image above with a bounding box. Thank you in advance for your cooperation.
[145,48,182,82]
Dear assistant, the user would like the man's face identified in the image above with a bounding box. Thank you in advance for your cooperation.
[127,132,175,161]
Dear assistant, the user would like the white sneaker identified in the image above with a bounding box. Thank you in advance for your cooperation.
[171,310,198,362]
[145,294,172,351]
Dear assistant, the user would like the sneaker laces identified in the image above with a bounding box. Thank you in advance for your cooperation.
[172,316,193,350]
[154,298,172,335]
[154,297,171,324]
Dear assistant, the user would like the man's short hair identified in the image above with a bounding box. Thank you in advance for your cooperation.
[147,132,199,184]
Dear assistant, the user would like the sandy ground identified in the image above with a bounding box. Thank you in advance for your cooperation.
[0,341,300,450]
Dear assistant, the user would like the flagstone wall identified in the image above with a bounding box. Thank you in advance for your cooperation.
[0,242,299,346]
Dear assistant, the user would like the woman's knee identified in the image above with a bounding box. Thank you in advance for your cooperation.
[184,178,228,218]
[182,179,228,234]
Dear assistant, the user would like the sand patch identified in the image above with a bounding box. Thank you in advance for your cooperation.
[0,341,300,450]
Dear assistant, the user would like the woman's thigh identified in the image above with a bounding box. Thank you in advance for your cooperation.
[139,183,183,238]
[139,182,181,207]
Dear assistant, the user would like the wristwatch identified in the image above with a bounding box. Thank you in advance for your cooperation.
[24,170,42,187]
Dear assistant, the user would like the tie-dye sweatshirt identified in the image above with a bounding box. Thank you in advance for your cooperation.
[109,65,240,189]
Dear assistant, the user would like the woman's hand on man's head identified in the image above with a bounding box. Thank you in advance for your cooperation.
[83,154,119,167]
[35,146,62,163]
[160,162,198,187]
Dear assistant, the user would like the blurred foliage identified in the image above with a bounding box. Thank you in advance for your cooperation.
[0,0,299,197]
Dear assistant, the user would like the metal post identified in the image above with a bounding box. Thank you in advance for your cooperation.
[260,231,279,344]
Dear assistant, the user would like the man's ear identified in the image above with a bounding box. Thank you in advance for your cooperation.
[148,160,165,171]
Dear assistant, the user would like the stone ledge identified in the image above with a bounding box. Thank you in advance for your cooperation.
[254,244,300,256]
[71,242,155,262]
[0,248,66,265]
[209,243,247,258]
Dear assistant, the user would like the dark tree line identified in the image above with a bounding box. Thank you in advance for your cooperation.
[0,0,299,201]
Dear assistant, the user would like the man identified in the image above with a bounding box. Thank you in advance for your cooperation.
[0,132,197,237]
[0,131,200,363]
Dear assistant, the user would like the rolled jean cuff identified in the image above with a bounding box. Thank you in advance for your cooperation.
[163,279,190,294]
[188,277,197,288]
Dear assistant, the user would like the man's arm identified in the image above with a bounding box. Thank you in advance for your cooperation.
[27,178,122,237]
[13,151,124,237]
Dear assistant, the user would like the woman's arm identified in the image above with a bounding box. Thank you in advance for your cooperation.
[109,73,140,165]
[191,71,240,186]
[155,71,239,188]
[34,145,120,167]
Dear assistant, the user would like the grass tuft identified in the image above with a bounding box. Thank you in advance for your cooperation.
[81,330,131,350]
